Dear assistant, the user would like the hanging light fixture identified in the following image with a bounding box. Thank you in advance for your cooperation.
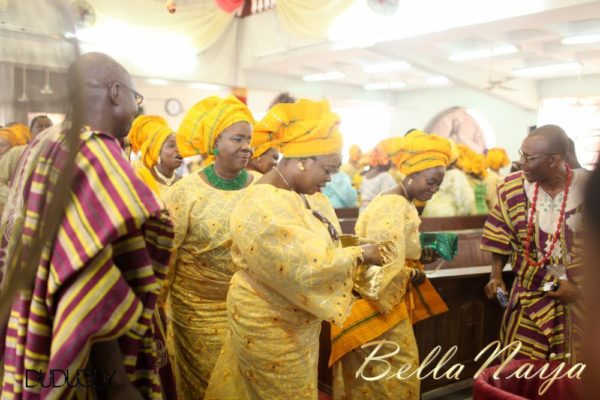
[40,68,54,95]
[17,66,28,102]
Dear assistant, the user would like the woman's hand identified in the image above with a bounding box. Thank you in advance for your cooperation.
[420,248,439,264]
[410,268,427,286]
[360,244,384,266]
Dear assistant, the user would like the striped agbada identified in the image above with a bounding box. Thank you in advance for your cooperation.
[0,124,174,399]
[481,170,586,362]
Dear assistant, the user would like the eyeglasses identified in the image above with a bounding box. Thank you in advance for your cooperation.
[85,81,144,105]
[110,82,144,105]
[311,209,340,242]
[518,150,552,164]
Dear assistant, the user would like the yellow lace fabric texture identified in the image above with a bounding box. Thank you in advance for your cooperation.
[205,186,360,400]
[162,173,249,399]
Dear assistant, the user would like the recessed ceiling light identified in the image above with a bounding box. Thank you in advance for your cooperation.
[188,82,226,91]
[302,71,346,82]
[449,45,518,61]
[146,78,170,86]
[512,62,582,77]
[561,33,600,45]
[363,61,411,74]
[426,76,451,85]
[364,81,406,90]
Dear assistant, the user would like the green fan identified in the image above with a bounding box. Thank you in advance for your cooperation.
[419,232,458,261]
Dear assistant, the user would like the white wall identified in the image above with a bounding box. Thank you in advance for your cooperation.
[132,78,231,131]
[391,86,538,160]
[539,74,600,98]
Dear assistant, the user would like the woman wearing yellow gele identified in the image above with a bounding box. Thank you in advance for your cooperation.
[484,147,511,209]
[162,95,254,399]
[331,130,451,400]
[205,99,384,400]
[128,115,183,194]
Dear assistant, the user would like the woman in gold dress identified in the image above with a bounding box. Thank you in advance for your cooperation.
[162,95,254,399]
[205,99,384,400]
[332,130,451,400]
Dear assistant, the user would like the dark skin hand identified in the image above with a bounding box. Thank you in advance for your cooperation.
[420,247,439,264]
[485,253,508,300]
[90,340,143,400]
[546,280,580,303]
[361,243,384,266]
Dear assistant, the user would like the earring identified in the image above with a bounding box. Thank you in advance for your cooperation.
[213,148,220,155]
[158,156,162,164]
[297,161,305,172]
[407,178,414,185]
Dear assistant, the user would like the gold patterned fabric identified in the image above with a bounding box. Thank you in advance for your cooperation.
[205,186,361,400]
[162,173,249,399]
[253,99,343,158]
[333,194,422,400]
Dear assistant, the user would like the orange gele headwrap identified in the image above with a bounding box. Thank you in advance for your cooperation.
[6,123,31,145]
[369,147,390,167]
[0,128,19,147]
[177,95,254,164]
[253,99,343,158]
[457,144,488,178]
[377,130,452,175]
[485,147,510,171]
[349,144,362,162]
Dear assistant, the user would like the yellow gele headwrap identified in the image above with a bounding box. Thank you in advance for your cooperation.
[177,95,254,164]
[7,123,31,145]
[377,130,451,176]
[448,138,459,164]
[457,144,488,178]
[128,115,169,154]
[0,128,19,147]
[253,99,343,158]
[349,144,362,162]
[250,143,274,160]
[485,147,510,171]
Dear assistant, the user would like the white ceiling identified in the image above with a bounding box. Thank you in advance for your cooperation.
[245,0,600,103]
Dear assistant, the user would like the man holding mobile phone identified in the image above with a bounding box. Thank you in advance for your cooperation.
[481,125,587,363]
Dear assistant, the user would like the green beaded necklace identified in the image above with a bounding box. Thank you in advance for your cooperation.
[204,164,248,191]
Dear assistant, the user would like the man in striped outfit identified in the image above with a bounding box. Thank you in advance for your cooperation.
[481,125,587,363]
[0,53,174,399]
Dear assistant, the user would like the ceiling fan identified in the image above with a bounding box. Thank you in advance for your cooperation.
[483,77,516,91]
[483,51,516,91]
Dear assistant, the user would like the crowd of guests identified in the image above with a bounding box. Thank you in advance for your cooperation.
[0,51,598,400]
[323,133,515,220]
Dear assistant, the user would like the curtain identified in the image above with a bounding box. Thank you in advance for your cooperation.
[275,0,355,38]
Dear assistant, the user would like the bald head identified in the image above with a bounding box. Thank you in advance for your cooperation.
[66,52,139,138]
[528,124,569,158]
[67,52,131,98]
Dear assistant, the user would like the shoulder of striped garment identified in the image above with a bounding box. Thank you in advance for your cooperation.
[76,132,169,225]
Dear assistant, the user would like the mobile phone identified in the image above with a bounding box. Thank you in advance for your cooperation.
[496,287,509,307]
[542,282,561,292]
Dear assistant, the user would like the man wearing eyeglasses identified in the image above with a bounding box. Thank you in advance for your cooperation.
[480,124,588,364]
[0,52,173,399]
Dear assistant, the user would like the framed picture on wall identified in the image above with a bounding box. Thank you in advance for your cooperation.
[425,106,488,153]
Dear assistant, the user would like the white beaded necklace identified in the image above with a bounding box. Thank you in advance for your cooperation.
[154,165,176,186]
